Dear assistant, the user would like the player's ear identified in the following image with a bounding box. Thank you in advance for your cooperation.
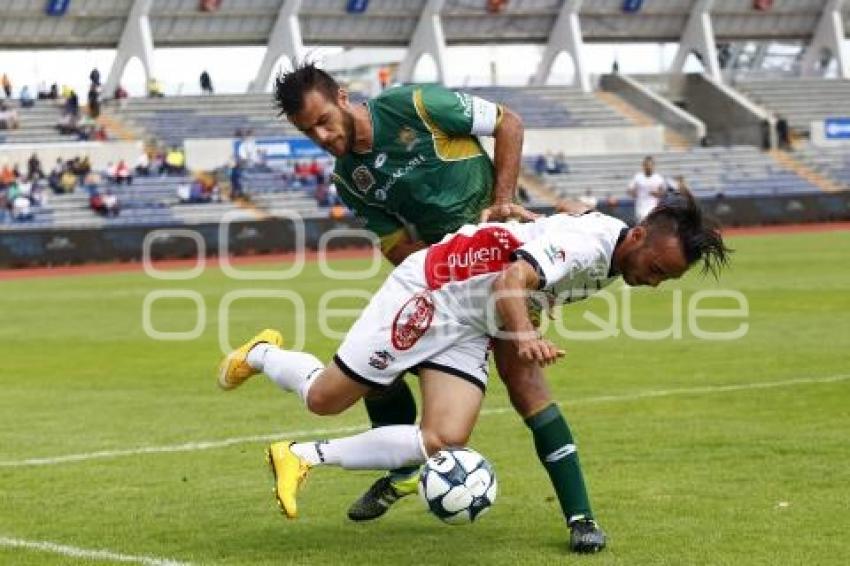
[337,87,349,108]
[630,225,647,245]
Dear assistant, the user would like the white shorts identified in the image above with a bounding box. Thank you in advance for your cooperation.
[335,251,492,392]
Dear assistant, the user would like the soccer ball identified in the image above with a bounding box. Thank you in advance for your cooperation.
[418,447,498,524]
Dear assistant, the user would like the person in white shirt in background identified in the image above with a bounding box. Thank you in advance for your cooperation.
[627,155,666,223]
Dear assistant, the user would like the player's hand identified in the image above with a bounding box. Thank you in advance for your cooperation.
[516,338,565,367]
[480,201,539,223]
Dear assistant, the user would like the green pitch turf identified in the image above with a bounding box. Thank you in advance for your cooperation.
[1,230,848,565]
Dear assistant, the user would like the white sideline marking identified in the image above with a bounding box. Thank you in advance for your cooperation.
[1,373,847,469]
[0,425,367,468]
[0,536,190,566]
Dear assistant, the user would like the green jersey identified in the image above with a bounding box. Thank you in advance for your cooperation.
[332,84,500,247]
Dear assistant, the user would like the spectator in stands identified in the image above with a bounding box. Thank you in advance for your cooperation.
[48,159,64,193]
[115,160,132,185]
[534,154,546,176]
[554,152,569,174]
[83,170,102,196]
[164,147,186,175]
[56,113,78,135]
[237,131,260,168]
[75,116,97,140]
[65,89,80,117]
[329,202,348,220]
[776,116,791,150]
[148,78,164,98]
[135,151,151,176]
[378,66,391,91]
[90,68,101,86]
[113,84,129,111]
[27,154,44,181]
[0,102,19,130]
[2,74,11,99]
[93,125,108,141]
[90,188,120,217]
[20,85,34,108]
[49,83,59,100]
[0,163,15,189]
[151,151,166,176]
[230,160,244,199]
[59,168,78,193]
[72,156,91,177]
[200,70,214,95]
[87,83,101,119]
[627,155,666,223]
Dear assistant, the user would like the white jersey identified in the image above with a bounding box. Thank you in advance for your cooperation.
[423,212,628,333]
[629,172,665,222]
[334,212,627,391]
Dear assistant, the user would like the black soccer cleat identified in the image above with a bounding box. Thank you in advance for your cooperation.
[569,517,607,553]
[347,474,418,522]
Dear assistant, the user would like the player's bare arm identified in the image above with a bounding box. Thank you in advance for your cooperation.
[491,259,565,366]
[555,199,593,215]
[480,107,537,223]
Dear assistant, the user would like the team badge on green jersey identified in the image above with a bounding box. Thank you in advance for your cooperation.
[352,165,376,193]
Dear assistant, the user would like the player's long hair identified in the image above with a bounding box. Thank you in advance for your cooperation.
[641,186,731,278]
[273,61,340,117]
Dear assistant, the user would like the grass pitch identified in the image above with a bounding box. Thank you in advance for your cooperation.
[1,229,849,565]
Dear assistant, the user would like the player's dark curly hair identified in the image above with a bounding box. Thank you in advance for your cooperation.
[641,187,732,278]
[273,61,340,117]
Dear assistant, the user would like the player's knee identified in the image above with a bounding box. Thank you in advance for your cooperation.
[305,388,346,416]
[419,427,471,456]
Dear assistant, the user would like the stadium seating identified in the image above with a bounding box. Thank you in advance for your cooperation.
[734,79,850,132]
[0,171,325,231]
[105,86,629,145]
[104,94,299,146]
[467,86,630,129]
[0,100,80,144]
[534,146,824,201]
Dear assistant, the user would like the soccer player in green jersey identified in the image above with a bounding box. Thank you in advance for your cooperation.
[269,62,605,552]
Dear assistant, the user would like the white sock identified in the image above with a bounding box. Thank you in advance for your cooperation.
[291,425,427,470]
[248,344,323,403]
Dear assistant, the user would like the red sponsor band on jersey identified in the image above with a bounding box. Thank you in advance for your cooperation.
[424,226,523,290]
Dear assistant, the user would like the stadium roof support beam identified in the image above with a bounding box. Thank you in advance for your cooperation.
[670,0,721,83]
[396,0,447,84]
[104,0,155,95]
[800,0,848,79]
[249,0,304,93]
[531,0,590,92]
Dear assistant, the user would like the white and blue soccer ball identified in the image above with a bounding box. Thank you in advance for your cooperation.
[418,447,498,524]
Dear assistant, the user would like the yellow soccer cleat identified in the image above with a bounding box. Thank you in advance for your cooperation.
[217,328,283,390]
[266,441,311,519]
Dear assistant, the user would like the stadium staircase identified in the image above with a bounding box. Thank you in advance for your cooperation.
[770,151,843,193]
[593,90,692,150]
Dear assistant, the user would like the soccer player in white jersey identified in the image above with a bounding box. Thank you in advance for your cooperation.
[628,155,666,223]
[217,189,730,542]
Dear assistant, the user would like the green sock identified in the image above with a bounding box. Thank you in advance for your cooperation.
[364,379,420,480]
[525,403,593,523]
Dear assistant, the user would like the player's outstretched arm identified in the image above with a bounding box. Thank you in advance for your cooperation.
[491,260,565,367]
